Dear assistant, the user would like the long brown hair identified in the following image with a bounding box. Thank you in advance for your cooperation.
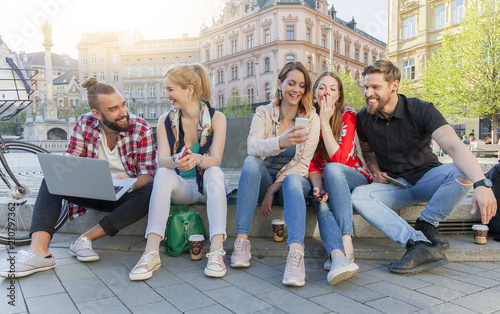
[271,62,312,117]
[313,71,345,161]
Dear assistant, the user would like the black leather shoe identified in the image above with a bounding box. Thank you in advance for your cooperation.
[414,218,449,250]
[388,240,448,274]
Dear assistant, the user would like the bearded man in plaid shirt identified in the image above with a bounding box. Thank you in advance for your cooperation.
[1,78,157,278]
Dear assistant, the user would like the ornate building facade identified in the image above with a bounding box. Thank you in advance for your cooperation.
[387,0,465,83]
[199,0,386,109]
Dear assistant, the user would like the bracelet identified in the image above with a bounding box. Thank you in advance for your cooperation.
[198,155,204,166]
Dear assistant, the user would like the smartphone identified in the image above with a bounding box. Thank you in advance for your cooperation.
[179,146,189,158]
[382,174,407,189]
[306,192,327,200]
[294,117,308,133]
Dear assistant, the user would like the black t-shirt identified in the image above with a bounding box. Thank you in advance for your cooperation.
[356,94,448,185]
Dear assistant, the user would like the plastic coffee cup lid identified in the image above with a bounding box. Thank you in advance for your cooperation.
[271,219,285,225]
[189,234,205,241]
[472,224,489,231]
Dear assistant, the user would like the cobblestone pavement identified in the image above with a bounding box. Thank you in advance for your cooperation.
[1,234,500,314]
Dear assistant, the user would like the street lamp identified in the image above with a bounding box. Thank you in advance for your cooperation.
[322,24,333,72]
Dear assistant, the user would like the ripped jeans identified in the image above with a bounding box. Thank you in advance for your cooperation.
[352,163,471,248]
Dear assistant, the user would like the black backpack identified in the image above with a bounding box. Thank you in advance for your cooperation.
[484,164,500,234]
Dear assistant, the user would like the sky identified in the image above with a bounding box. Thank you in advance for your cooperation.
[0,0,388,59]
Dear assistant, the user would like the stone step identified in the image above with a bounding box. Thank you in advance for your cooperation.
[53,198,480,238]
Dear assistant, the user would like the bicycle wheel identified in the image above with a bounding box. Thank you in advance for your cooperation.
[0,141,68,246]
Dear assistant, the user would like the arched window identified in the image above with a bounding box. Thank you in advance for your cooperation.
[306,57,311,71]
[286,54,295,63]
[265,83,271,102]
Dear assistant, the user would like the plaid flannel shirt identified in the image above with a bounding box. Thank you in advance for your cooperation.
[66,113,156,219]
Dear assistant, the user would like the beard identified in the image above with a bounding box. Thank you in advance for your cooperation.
[101,113,130,132]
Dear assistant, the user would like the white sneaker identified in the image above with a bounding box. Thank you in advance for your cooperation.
[324,252,354,270]
[129,251,161,281]
[282,250,305,287]
[327,257,359,285]
[204,249,227,278]
[69,237,99,262]
[0,250,55,278]
[230,238,251,268]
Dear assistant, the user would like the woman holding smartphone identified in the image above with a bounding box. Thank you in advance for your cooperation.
[130,64,228,281]
[230,62,320,287]
[308,71,372,285]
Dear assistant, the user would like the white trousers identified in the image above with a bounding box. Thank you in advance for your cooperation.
[145,167,228,241]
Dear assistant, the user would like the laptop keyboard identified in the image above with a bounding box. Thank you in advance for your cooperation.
[114,186,124,194]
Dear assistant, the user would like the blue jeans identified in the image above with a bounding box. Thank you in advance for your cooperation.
[236,155,312,248]
[311,163,370,255]
[351,163,471,248]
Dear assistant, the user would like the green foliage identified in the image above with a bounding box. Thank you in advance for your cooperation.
[398,79,424,99]
[221,96,253,118]
[0,111,26,136]
[74,102,90,118]
[335,69,365,111]
[423,0,500,140]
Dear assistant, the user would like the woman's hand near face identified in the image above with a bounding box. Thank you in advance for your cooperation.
[318,92,335,125]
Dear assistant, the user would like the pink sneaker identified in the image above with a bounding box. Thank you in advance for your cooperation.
[230,238,251,268]
[282,250,305,287]
[204,249,227,278]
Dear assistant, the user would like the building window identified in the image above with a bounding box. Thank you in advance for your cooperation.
[82,56,88,65]
[247,34,254,49]
[322,34,326,48]
[364,53,368,65]
[217,45,223,58]
[83,73,88,81]
[403,15,417,40]
[137,87,143,98]
[217,69,224,83]
[265,29,271,44]
[113,72,118,82]
[306,28,311,43]
[435,5,446,30]
[112,53,118,64]
[162,86,166,97]
[92,71,97,78]
[206,49,210,62]
[149,86,155,97]
[265,83,271,101]
[99,72,105,81]
[231,66,238,80]
[138,108,144,118]
[247,88,254,104]
[99,54,104,63]
[218,94,225,108]
[150,107,156,119]
[286,54,295,63]
[91,54,96,63]
[334,40,340,53]
[355,48,360,61]
[306,57,311,71]
[125,87,132,98]
[137,67,142,77]
[150,66,154,76]
[231,40,238,54]
[345,45,350,58]
[247,62,254,76]
[265,58,271,72]
[453,0,464,24]
[402,58,416,80]
[162,107,168,114]
[126,67,131,77]
[322,62,326,72]
[286,25,294,40]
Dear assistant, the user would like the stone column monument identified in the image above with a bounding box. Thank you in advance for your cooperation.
[41,20,58,121]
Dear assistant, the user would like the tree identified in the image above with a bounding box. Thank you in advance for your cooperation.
[423,0,500,142]
[221,96,253,118]
[74,101,91,118]
[398,78,424,99]
[336,69,365,111]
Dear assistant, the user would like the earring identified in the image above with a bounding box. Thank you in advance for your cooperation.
[279,90,282,100]
[189,95,191,98]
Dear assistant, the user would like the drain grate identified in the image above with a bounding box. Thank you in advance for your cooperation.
[410,219,482,235]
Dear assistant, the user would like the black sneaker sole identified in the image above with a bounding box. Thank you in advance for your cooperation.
[388,258,449,275]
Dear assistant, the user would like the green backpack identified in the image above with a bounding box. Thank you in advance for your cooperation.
[164,205,209,257]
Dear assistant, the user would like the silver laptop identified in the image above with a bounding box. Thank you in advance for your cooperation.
[37,153,137,201]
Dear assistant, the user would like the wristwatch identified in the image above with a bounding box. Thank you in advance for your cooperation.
[473,178,493,189]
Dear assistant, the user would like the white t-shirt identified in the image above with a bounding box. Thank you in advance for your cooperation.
[97,129,127,178]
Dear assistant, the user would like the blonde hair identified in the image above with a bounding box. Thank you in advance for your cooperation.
[271,62,312,117]
[313,71,345,161]
[81,77,116,110]
[164,63,212,105]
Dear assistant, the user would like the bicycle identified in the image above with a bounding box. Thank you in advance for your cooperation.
[0,66,68,245]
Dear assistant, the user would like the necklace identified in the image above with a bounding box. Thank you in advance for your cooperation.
[279,113,295,130]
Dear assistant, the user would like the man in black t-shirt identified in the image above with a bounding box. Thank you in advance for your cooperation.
[352,60,497,274]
